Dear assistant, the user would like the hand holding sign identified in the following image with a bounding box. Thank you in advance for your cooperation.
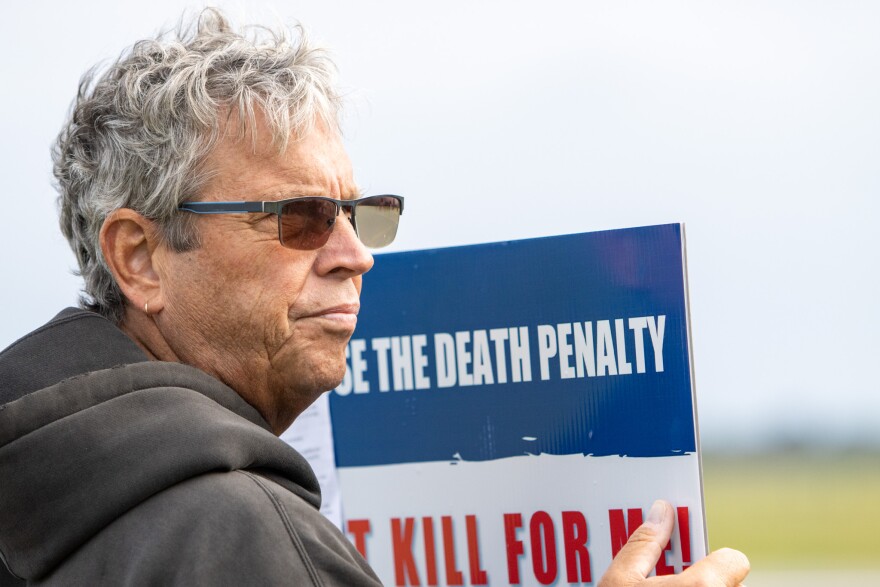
[599,501,750,587]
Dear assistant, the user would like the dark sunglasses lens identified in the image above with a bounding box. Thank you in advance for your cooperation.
[355,196,402,248]
[279,199,338,250]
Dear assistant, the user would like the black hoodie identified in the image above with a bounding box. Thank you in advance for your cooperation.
[0,308,380,585]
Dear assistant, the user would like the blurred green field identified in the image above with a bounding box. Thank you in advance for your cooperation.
[702,451,880,569]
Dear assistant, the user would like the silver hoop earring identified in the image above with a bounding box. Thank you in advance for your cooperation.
[144,301,149,314]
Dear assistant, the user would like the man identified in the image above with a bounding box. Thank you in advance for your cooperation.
[0,9,748,586]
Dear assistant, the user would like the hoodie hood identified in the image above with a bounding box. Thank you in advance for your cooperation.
[0,307,147,406]
[0,309,321,581]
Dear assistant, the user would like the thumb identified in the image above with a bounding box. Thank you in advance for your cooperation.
[599,500,674,587]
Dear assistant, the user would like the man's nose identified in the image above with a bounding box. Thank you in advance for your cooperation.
[316,207,374,276]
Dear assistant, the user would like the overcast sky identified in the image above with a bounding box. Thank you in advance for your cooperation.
[1,1,878,449]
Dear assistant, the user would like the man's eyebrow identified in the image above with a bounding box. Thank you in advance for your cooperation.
[249,189,320,201]
[251,186,365,201]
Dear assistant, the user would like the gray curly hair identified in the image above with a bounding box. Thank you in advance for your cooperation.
[54,8,342,323]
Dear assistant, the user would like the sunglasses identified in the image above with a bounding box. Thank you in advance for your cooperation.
[178,194,404,250]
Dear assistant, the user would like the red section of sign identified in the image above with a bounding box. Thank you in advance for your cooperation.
[608,508,644,558]
[347,519,371,560]
[379,506,692,586]
[465,515,488,585]
[391,518,420,586]
[422,516,438,585]
[441,516,464,585]
[561,511,592,583]
[529,511,558,585]
[678,506,692,570]
[504,513,525,584]
[655,539,674,576]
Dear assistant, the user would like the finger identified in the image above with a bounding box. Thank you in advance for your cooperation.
[688,547,750,586]
[599,500,674,586]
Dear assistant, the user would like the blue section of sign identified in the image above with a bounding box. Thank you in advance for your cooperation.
[330,224,696,467]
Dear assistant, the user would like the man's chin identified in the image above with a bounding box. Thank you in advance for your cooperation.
[284,355,347,395]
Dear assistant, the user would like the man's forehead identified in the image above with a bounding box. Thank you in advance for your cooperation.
[200,113,359,201]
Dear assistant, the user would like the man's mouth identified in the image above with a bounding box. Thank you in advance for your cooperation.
[304,303,359,328]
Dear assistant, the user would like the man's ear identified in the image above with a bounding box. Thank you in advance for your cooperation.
[100,209,165,314]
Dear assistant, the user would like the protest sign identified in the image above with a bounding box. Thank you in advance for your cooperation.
[329,224,706,585]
